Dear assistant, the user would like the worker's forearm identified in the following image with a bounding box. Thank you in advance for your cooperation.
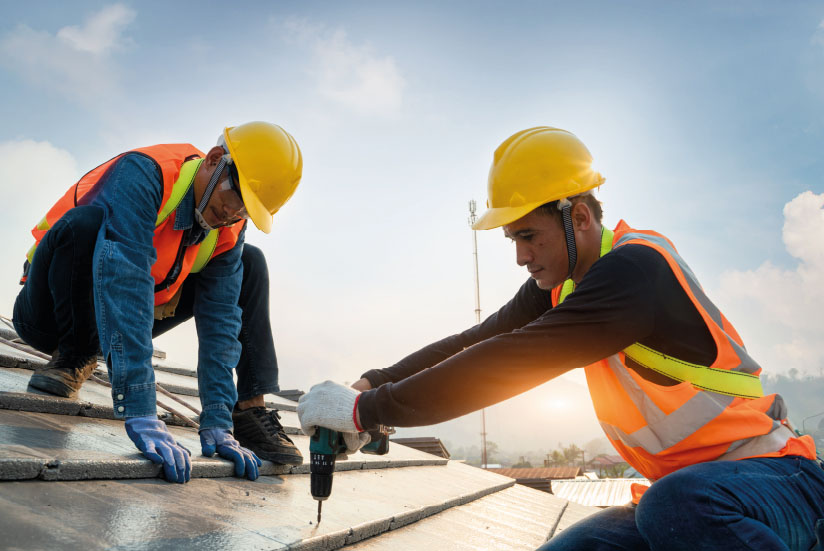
[356,333,576,429]
[361,279,553,388]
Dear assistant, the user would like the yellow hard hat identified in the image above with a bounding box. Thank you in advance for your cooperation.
[472,127,604,230]
[223,121,303,234]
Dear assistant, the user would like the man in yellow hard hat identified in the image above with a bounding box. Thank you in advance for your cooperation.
[14,121,304,483]
[297,127,824,549]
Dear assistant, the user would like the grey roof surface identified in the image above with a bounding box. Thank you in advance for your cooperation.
[0,334,598,549]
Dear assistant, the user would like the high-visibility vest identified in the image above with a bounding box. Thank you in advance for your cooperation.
[24,144,246,306]
[552,220,816,484]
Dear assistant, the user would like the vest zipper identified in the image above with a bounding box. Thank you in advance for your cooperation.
[154,229,190,292]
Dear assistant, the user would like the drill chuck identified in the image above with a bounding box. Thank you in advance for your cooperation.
[310,452,335,500]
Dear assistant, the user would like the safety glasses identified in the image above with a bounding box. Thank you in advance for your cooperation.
[217,164,250,221]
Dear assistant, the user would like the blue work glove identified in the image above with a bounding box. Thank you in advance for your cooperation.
[125,416,192,483]
[200,428,262,481]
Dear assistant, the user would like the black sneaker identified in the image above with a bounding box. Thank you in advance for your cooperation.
[232,407,303,466]
[28,351,98,398]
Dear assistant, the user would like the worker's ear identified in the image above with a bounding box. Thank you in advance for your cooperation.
[572,201,592,231]
[204,146,225,167]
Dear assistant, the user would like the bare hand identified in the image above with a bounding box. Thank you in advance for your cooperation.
[351,377,372,392]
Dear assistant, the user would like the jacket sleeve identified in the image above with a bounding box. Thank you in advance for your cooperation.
[191,224,247,430]
[91,154,164,419]
[360,278,553,388]
[357,250,657,429]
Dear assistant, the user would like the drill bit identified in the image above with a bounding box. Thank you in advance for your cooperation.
[317,500,322,525]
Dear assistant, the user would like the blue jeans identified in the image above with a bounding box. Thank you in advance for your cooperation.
[14,206,103,358]
[539,456,824,551]
[152,244,280,400]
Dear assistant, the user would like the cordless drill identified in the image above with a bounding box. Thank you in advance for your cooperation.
[309,426,391,524]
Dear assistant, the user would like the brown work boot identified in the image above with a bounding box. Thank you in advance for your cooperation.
[232,406,303,466]
[28,351,98,398]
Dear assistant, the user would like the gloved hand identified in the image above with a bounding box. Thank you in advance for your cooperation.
[125,416,192,483]
[200,428,262,481]
[297,380,370,454]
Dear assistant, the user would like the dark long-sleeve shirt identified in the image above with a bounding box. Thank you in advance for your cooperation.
[357,242,718,429]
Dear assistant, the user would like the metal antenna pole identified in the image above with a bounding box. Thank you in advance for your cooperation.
[468,200,488,469]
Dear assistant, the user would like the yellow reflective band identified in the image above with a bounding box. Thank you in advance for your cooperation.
[25,243,37,264]
[558,227,615,304]
[156,158,203,226]
[190,230,218,274]
[35,216,50,231]
[623,342,764,399]
[558,279,575,304]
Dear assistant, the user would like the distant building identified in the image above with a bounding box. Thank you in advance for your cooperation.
[588,453,630,477]
[391,437,451,459]
[485,466,582,493]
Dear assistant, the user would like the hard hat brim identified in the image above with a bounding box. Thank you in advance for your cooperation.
[237,176,273,234]
[224,125,273,234]
[471,203,543,230]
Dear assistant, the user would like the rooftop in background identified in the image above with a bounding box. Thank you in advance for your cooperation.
[485,466,584,494]
[552,478,652,508]
[487,466,583,481]
[390,437,451,459]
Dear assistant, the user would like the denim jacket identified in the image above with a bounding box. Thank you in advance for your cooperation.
[90,153,244,430]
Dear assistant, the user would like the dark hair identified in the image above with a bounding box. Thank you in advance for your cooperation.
[535,193,603,224]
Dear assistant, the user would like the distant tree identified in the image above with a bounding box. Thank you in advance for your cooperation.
[562,443,584,467]
[544,443,587,468]
[485,441,499,464]
[545,450,566,467]
[512,456,533,468]
[602,463,630,478]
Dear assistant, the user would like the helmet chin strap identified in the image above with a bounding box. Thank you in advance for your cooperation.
[559,199,577,279]
[195,156,229,231]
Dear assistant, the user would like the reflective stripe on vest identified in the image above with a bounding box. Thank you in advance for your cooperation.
[554,220,816,481]
[191,229,218,274]
[157,158,218,275]
[556,226,763,399]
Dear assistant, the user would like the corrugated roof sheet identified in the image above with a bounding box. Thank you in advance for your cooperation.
[551,478,651,507]
[486,466,582,480]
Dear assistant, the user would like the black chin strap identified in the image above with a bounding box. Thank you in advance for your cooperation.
[561,202,577,278]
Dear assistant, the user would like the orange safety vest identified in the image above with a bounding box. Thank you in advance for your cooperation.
[552,221,816,491]
[24,144,245,307]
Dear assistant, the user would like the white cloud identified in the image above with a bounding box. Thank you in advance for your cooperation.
[0,139,79,211]
[282,18,405,117]
[0,140,79,314]
[56,4,135,55]
[812,20,824,49]
[717,191,824,376]
[0,4,135,102]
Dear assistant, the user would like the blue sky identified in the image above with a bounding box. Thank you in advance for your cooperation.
[1,2,823,449]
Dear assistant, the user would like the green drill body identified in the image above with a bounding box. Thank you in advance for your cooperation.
[309,426,391,524]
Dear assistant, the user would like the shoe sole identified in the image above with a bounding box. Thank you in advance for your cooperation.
[28,373,79,398]
[257,453,304,466]
[240,447,304,466]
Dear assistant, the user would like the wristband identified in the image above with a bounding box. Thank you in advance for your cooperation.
[353,393,363,432]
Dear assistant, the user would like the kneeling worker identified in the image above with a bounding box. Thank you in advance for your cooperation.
[298,127,824,549]
[15,121,303,483]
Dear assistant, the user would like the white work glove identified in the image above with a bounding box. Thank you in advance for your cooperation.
[298,380,370,454]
